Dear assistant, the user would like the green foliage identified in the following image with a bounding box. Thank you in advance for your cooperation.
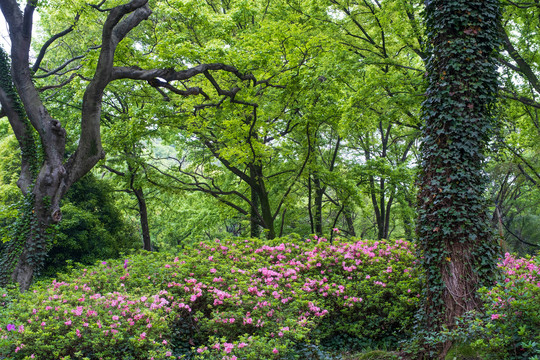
[445,343,480,360]
[0,132,21,205]
[446,253,540,360]
[0,236,421,359]
[355,350,399,360]
[41,174,140,277]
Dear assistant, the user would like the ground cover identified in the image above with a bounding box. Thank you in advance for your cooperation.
[0,237,537,359]
[0,236,420,359]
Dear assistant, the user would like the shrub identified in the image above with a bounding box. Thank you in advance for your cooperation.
[0,236,421,359]
[447,253,540,360]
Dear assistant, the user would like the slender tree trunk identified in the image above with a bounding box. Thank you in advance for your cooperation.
[250,167,261,238]
[308,174,314,233]
[258,188,276,239]
[250,188,261,238]
[279,208,287,237]
[313,173,323,235]
[344,206,356,237]
[379,178,386,239]
[417,0,501,357]
[132,187,152,251]
[369,175,383,240]
[383,193,394,239]
[251,164,275,239]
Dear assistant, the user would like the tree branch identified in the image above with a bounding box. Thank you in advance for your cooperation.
[34,55,85,78]
[32,13,80,73]
[500,26,540,95]
[67,0,152,185]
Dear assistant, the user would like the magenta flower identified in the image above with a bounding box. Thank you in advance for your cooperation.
[6,324,15,331]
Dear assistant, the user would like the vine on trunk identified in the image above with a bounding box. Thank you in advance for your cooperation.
[0,48,50,287]
[414,0,502,357]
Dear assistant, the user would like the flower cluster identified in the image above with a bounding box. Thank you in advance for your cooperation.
[450,253,540,360]
[1,236,422,359]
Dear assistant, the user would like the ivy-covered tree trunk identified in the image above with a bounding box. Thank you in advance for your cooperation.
[0,48,65,291]
[0,1,152,291]
[417,0,501,357]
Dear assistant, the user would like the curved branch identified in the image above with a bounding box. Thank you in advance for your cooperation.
[67,0,152,184]
[112,63,255,83]
[32,13,80,73]
[34,55,85,78]
[500,26,540,95]
[273,124,312,219]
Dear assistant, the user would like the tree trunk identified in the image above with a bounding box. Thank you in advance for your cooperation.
[417,0,501,357]
[10,187,58,291]
[257,186,276,239]
[383,192,394,239]
[307,175,314,233]
[279,208,287,237]
[133,187,152,251]
[0,0,152,292]
[250,168,261,238]
[250,164,275,239]
[369,175,384,240]
[344,206,356,237]
[313,173,323,235]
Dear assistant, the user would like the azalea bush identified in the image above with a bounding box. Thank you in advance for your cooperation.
[0,236,421,359]
[444,253,540,360]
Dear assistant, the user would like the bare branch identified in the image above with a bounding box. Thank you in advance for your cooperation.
[143,161,252,216]
[89,0,113,12]
[147,78,210,100]
[34,55,85,78]
[101,164,126,177]
[111,62,255,83]
[38,73,78,92]
[500,26,540,95]
[32,13,81,73]
[500,87,540,109]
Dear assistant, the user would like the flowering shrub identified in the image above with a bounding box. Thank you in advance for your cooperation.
[448,253,540,360]
[0,236,421,359]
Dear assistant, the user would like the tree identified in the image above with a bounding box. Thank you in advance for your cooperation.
[0,0,265,291]
[287,0,425,240]
[416,0,501,356]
